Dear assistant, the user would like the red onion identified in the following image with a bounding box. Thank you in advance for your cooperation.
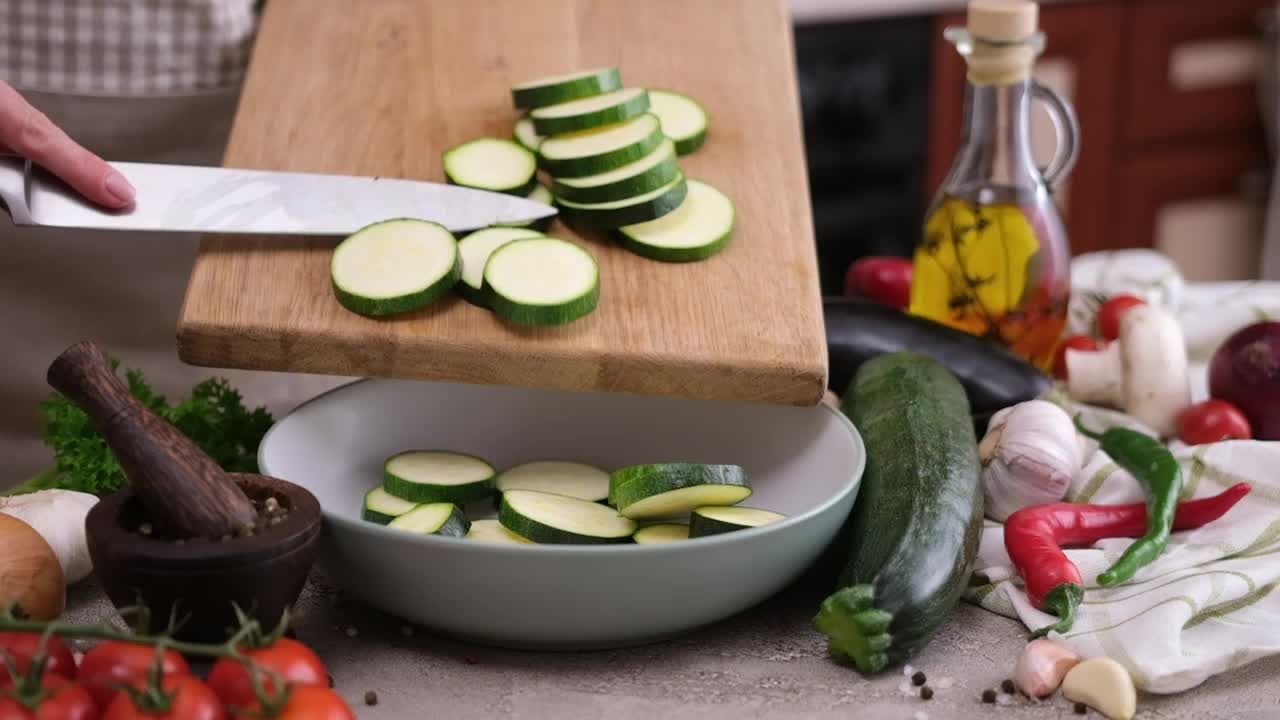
[1208,321,1280,440]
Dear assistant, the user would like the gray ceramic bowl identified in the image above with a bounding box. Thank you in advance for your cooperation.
[258,378,864,650]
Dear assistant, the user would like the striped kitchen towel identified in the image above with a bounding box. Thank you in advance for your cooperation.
[966,392,1280,694]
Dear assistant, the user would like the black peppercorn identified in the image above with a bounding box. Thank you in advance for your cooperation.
[365,691,378,706]
[1001,678,1016,694]
[911,670,927,686]
[981,689,997,704]
[1074,702,1088,715]
[920,686,934,701]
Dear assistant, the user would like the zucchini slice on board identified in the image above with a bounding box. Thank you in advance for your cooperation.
[483,237,599,326]
[442,138,537,195]
[513,116,544,152]
[383,450,497,504]
[632,523,690,544]
[499,489,637,544]
[494,461,611,503]
[530,88,650,135]
[466,518,534,544]
[387,502,471,538]
[494,184,554,231]
[512,67,622,110]
[813,351,982,674]
[648,89,709,155]
[456,227,544,306]
[330,219,460,317]
[362,487,418,525]
[556,174,688,229]
[550,139,678,204]
[616,179,734,262]
[538,113,663,178]
[608,463,751,520]
[689,506,786,537]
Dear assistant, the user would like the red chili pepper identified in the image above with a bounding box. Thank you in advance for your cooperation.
[1004,482,1251,638]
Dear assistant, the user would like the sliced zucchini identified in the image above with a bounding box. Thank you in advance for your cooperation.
[513,116,544,152]
[442,138,537,195]
[632,523,690,544]
[387,502,471,538]
[556,174,687,229]
[689,506,786,537]
[530,88,650,136]
[608,463,751,520]
[537,113,663,178]
[494,183,554,231]
[362,486,418,525]
[483,236,599,326]
[465,518,533,544]
[330,219,460,317]
[494,461,610,502]
[498,489,636,544]
[456,227,544,305]
[512,67,622,110]
[616,179,734,262]
[549,139,678,204]
[383,450,496,504]
[648,89,709,155]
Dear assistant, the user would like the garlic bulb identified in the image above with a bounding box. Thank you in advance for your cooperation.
[979,400,1083,521]
[0,489,99,584]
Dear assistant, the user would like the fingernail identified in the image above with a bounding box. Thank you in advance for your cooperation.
[104,170,135,204]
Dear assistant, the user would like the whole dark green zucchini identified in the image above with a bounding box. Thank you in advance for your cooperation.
[824,297,1050,429]
[813,351,983,674]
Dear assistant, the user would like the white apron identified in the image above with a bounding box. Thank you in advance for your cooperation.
[1,2,346,486]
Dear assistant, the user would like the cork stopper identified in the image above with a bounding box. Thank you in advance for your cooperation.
[968,0,1039,43]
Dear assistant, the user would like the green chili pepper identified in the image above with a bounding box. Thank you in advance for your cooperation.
[1074,415,1183,586]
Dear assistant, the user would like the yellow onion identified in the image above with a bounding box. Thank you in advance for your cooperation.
[0,513,65,620]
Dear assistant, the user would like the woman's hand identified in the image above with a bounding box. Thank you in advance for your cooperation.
[0,80,135,209]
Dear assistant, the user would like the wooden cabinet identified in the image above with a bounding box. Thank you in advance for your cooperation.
[926,0,1272,279]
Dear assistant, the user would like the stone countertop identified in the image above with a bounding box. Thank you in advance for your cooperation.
[62,568,1280,720]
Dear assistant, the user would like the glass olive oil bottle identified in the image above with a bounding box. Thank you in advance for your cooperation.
[910,0,1079,372]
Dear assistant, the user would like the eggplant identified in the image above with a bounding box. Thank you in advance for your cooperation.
[824,297,1052,429]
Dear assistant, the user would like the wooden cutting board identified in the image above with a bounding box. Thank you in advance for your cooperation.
[177,0,827,406]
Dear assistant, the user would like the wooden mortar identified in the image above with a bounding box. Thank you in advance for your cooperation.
[49,340,322,641]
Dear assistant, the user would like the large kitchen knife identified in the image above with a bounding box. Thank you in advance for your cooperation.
[0,155,557,235]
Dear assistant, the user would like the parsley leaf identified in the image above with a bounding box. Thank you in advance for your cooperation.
[12,361,273,497]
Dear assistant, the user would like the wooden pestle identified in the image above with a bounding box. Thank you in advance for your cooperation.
[46,340,258,538]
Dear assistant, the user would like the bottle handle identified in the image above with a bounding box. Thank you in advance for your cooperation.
[1030,80,1080,192]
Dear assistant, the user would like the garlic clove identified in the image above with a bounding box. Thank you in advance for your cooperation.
[1062,656,1137,720]
[1014,638,1080,698]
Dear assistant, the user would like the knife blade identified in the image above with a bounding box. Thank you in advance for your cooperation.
[0,156,557,235]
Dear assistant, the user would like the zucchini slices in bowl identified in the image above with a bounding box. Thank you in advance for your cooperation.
[365,452,786,546]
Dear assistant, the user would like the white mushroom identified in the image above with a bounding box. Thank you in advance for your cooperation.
[1066,303,1191,438]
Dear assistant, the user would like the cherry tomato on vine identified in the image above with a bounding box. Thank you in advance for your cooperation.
[261,686,353,720]
[0,673,97,720]
[102,674,222,720]
[205,639,325,714]
[0,633,77,686]
[77,643,189,711]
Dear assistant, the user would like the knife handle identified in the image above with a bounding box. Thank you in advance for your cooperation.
[0,154,33,225]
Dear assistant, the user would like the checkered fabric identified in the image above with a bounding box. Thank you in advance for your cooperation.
[0,0,259,95]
